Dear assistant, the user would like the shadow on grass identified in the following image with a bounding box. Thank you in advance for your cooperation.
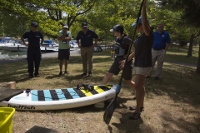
[144,63,200,132]
[165,54,198,66]
[159,110,200,133]
[0,56,113,83]
[25,125,58,133]
[110,112,145,133]
[146,64,200,105]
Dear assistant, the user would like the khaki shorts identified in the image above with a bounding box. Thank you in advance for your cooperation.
[134,67,151,77]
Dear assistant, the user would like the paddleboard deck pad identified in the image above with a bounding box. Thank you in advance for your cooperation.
[0,85,117,111]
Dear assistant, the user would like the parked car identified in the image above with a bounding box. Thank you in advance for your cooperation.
[42,40,58,47]
[69,40,78,48]
[0,37,12,43]
[94,45,102,52]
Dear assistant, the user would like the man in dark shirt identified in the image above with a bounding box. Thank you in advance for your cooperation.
[76,22,98,77]
[21,22,44,78]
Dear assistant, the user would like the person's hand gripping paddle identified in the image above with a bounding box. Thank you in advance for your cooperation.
[103,0,145,124]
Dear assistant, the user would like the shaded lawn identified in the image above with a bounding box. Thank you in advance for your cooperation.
[0,50,200,133]
[166,47,199,65]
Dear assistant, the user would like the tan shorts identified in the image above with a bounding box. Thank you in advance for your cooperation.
[134,67,152,77]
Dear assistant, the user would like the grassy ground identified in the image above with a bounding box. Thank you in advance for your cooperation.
[0,47,200,133]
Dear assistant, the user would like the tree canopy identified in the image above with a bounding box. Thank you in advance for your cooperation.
[160,0,200,27]
[0,0,199,41]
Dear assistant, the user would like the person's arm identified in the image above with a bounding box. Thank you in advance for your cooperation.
[40,38,44,46]
[165,44,170,51]
[58,29,67,40]
[93,31,98,46]
[142,0,150,36]
[94,38,98,46]
[128,50,135,61]
[64,31,72,41]
[77,39,81,48]
[76,32,81,48]
[21,33,28,46]
[119,48,135,70]
[165,32,171,51]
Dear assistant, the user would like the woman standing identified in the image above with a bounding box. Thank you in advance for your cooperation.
[120,0,154,120]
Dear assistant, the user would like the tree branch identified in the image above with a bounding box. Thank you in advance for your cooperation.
[76,0,96,16]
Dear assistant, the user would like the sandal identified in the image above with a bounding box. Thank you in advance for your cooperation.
[129,106,144,112]
[129,112,141,120]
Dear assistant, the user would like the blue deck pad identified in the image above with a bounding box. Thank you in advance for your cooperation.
[67,88,80,99]
[31,90,38,101]
[55,89,67,100]
[43,90,53,101]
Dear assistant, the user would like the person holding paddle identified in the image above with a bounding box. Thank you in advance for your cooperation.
[119,0,154,120]
[101,24,135,96]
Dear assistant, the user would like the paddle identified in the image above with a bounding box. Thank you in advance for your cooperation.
[103,0,145,124]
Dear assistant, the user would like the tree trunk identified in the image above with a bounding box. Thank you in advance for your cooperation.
[196,41,200,74]
[187,34,195,57]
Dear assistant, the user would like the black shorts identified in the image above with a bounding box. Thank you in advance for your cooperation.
[108,56,133,80]
[58,49,70,60]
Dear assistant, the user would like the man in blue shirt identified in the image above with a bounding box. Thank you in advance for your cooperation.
[148,23,170,80]
[76,22,98,77]
[21,22,44,78]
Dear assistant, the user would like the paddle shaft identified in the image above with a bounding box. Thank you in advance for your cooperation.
[118,0,144,87]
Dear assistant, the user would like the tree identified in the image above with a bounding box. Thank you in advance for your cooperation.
[160,0,200,74]
[0,0,97,38]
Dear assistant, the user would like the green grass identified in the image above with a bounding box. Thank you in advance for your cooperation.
[166,46,199,65]
[0,48,200,133]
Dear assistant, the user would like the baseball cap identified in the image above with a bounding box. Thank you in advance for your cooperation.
[82,22,88,28]
[131,17,149,27]
[63,24,68,29]
[110,24,124,33]
[31,22,38,27]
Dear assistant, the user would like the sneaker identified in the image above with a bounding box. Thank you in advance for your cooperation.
[34,73,39,77]
[154,76,160,80]
[129,106,144,112]
[129,112,141,120]
[87,73,92,77]
[64,71,69,74]
[81,73,87,77]
[59,71,62,76]
[28,74,33,78]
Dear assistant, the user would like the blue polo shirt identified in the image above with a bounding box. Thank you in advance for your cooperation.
[153,31,170,50]
[76,29,98,47]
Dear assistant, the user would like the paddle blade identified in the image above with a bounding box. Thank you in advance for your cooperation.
[103,95,117,124]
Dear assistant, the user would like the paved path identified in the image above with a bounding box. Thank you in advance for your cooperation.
[0,49,80,65]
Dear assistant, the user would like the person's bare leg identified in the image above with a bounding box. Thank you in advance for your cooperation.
[134,74,145,113]
[59,60,64,73]
[101,72,114,85]
[125,80,135,92]
[64,59,68,72]
[141,86,146,107]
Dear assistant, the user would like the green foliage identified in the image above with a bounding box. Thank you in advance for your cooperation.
[160,0,200,27]
[0,0,97,38]
[0,0,199,43]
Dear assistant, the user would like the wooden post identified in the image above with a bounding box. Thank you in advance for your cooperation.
[17,45,19,56]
